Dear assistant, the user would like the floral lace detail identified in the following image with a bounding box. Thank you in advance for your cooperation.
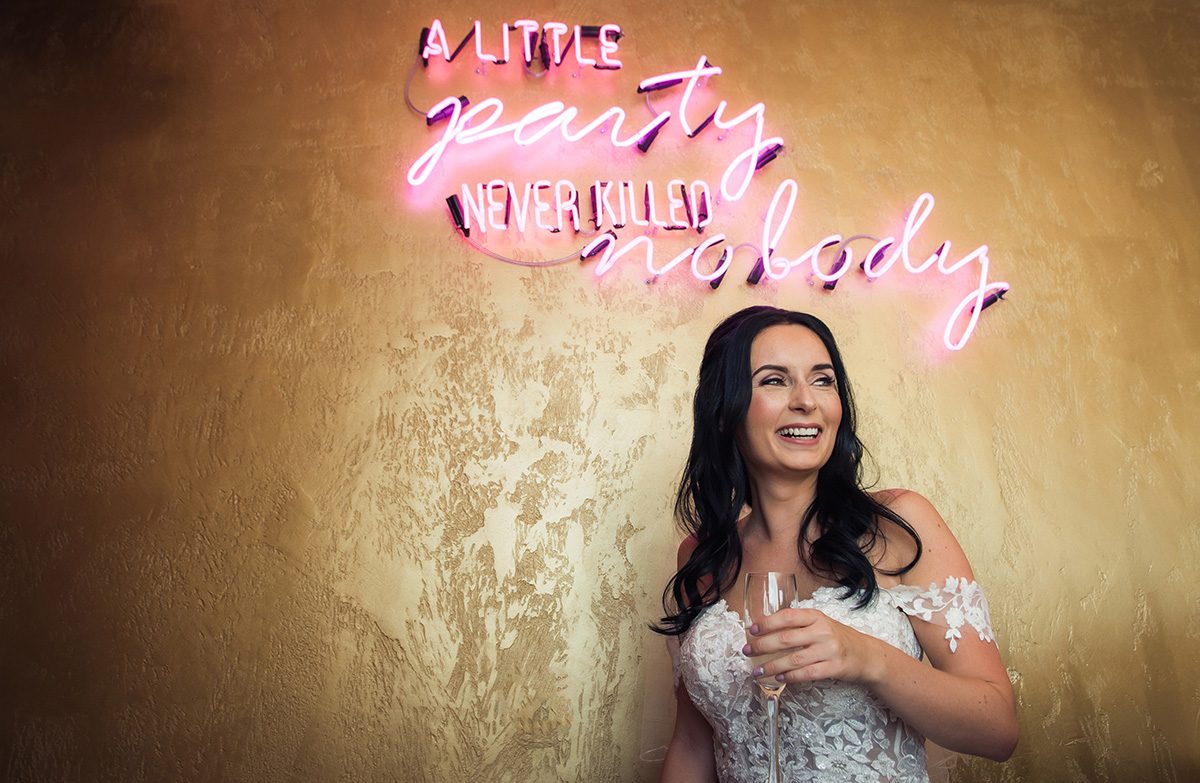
[678,587,930,783]
[887,577,995,653]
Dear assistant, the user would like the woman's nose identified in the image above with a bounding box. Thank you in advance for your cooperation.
[789,383,815,412]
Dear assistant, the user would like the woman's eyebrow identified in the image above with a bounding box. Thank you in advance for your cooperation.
[812,363,834,372]
[751,364,790,376]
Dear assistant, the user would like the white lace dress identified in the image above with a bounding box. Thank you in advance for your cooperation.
[673,578,995,783]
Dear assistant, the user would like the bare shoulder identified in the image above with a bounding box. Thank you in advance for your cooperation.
[871,488,974,582]
[674,533,717,605]
[677,533,700,569]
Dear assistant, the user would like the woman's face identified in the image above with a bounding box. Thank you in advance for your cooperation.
[737,324,843,480]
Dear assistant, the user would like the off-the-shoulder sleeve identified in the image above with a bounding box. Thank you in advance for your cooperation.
[888,576,995,653]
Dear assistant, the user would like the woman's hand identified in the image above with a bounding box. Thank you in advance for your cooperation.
[742,608,885,685]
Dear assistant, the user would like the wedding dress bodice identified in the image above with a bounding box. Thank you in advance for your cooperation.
[675,579,994,783]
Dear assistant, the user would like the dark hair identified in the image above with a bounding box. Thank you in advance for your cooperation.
[653,306,921,636]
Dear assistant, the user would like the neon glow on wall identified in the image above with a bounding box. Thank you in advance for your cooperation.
[407,20,1010,351]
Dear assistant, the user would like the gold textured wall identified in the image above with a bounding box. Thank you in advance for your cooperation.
[3,1,1198,781]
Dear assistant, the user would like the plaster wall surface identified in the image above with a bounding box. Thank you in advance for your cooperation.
[2,1,1198,781]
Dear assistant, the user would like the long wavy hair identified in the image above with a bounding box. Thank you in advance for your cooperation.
[654,306,922,636]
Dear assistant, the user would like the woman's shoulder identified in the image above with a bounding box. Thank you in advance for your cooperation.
[869,488,974,583]
[676,533,699,569]
[675,534,720,600]
[872,487,940,526]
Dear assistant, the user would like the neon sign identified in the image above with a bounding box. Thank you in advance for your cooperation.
[420,20,624,69]
[405,20,1010,351]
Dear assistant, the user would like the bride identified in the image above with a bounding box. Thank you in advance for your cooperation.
[656,306,1018,782]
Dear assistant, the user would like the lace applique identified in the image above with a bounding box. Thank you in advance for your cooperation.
[887,577,995,653]
[678,590,930,782]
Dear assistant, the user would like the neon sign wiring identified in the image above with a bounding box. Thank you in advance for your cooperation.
[405,20,1010,351]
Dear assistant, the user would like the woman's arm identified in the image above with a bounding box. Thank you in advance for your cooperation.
[661,680,718,782]
[744,490,1019,760]
[660,536,719,783]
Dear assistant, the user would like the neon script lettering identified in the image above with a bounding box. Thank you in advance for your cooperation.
[582,189,1009,351]
[407,21,1011,352]
[407,57,781,204]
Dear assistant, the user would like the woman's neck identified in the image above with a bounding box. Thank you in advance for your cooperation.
[744,473,819,546]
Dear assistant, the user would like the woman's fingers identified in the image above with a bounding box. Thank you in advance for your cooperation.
[776,660,836,683]
[744,611,872,682]
[753,644,834,681]
[743,609,831,655]
[753,644,818,676]
[747,607,823,636]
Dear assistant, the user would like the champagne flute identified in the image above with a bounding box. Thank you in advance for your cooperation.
[743,571,798,783]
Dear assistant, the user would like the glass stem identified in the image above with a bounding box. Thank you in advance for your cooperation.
[765,691,782,783]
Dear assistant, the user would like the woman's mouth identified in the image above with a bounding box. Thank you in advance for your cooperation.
[777,426,820,442]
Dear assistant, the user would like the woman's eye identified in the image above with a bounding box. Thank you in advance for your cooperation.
[813,375,835,387]
[760,376,786,386]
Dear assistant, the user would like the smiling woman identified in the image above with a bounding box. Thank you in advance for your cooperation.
[654,306,1018,783]
[738,324,843,480]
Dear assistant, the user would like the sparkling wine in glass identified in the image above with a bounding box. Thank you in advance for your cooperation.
[743,571,798,783]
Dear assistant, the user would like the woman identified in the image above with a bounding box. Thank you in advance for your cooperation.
[656,306,1017,782]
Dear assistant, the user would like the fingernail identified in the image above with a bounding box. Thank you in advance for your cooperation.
[752,666,764,677]
[741,643,752,656]
[749,623,760,635]
[775,674,786,682]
